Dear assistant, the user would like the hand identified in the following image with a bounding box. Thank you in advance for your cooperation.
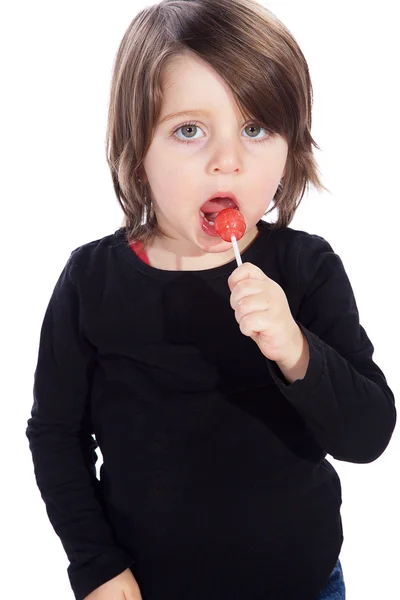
[228,262,304,364]
[83,568,143,600]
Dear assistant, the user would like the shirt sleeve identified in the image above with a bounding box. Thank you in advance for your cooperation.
[266,234,396,464]
[26,252,134,600]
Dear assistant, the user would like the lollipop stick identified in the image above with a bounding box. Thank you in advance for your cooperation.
[231,235,242,266]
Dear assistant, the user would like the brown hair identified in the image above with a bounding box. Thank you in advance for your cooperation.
[105,0,328,245]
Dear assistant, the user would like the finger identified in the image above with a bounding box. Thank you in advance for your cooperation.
[233,293,269,323]
[230,279,267,310]
[227,262,266,291]
[238,310,270,337]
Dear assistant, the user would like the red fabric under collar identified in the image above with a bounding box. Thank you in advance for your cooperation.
[129,241,150,265]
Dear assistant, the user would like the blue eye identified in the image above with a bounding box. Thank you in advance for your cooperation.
[171,121,271,145]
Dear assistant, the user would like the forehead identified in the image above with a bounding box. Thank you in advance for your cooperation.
[159,52,246,121]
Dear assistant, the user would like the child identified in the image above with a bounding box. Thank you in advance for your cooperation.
[26,0,396,599]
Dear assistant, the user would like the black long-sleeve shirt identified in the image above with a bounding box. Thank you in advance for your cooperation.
[26,219,396,600]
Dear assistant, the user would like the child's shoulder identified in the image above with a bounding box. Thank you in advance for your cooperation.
[67,227,124,278]
[269,223,334,255]
[70,227,122,255]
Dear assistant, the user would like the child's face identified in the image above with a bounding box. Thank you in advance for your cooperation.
[143,50,288,256]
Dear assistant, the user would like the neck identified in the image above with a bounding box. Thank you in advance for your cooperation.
[146,225,260,271]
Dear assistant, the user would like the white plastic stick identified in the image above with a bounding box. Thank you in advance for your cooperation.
[231,235,242,266]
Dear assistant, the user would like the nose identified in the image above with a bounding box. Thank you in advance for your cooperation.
[207,137,242,175]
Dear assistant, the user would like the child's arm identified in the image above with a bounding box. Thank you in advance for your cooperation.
[26,252,134,600]
[266,234,396,464]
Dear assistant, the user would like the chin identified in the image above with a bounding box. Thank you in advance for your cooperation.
[197,238,234,256]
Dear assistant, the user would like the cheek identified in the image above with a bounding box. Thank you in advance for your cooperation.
[274,138,289,173]
[257,155,287,192]
[145,143,195,182]
[251,174,281,200]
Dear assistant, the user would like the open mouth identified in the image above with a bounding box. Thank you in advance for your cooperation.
[199,197,240,237]
[199,197,239,226]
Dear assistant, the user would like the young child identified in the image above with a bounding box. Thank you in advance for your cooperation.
[26,1,396,599]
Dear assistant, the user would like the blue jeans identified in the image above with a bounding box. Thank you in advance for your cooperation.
[316,559,346,599]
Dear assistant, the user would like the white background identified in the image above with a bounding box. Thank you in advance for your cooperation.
[2,1,399,598]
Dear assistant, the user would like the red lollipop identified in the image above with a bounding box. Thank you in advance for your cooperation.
[214,208,246,266]
[214,208,246,242]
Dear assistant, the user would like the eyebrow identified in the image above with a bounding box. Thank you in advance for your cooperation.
[159,110,212,124]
